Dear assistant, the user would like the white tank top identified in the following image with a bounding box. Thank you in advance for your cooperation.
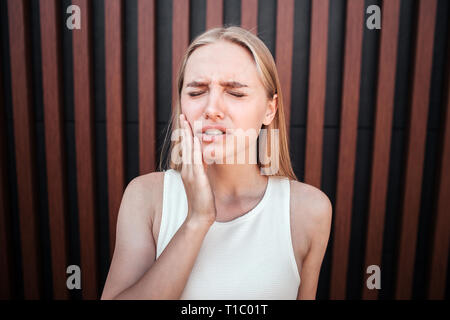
[156,169,301,299]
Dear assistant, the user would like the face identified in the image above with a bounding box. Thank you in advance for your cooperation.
[180,40,277,164]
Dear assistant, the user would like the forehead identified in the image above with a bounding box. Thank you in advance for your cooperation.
[184,41,261,86]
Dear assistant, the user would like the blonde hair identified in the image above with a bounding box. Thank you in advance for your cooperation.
[159,26,297,181]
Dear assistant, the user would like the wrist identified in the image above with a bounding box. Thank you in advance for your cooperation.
[184,215,214,232]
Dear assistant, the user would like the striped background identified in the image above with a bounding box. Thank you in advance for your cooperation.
[0,0,449,300]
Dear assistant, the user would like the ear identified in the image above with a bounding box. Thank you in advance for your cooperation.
[263,94,278,126]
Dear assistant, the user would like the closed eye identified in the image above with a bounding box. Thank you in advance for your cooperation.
[228,91,246,98]
[188,91,205,97]
[187,91,246,98]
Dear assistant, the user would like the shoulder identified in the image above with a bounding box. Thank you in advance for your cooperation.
[129,170,165,191]
[119,171,166,222]
[124,171,165,199]
[289,180,332,247]
[289,180,332,223]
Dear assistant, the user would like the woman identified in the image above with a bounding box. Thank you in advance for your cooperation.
[101,26,332,300]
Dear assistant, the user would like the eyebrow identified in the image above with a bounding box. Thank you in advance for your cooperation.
[185,80,248,89]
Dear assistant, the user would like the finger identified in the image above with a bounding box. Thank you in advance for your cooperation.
[193,135,203,168]
[183,119,193,166]
[180,116,189,167]
[192,134,208,173]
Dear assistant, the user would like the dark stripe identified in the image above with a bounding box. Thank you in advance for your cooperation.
[415,0,450,300]
[223,0,241,27]
[318,0,346,299]
[190,0,206,41]
[427,52,450,297]
[72,0,99,299]
[104,0,126,260]
[125,0,139,184]
[0,21,12,299]
[395,0,438,299]
[39,0,70,299]
[91,0,110,294]
[0,0,23,299]
[347,0,382,300]
[362,0,400,300]
[330,0,364,300]
[7,0,42,299]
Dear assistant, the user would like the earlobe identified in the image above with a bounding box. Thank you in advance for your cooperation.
[263,112,275,126]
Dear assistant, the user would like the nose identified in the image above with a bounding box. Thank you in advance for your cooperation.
[203,88,225,121]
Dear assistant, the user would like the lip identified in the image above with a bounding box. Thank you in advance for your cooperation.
[198,124,230,143]
[201,133,226,143]
[200,125,228,134]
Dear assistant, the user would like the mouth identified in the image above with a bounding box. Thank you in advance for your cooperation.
[203,128,225,136]
[200,126,229,142]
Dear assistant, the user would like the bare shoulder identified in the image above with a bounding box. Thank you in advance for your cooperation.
[122,171,165,223]
[289,180,332,251]
[130,171,165,192]
[289,180,332,224]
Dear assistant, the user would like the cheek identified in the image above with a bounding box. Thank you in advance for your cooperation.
[180,99,203,123]
[229,105,265,132]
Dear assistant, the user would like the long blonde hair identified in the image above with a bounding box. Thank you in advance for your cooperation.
[159,26,297,181]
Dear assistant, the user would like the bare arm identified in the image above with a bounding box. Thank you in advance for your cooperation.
[296,188,332,300]
[101,114,216,299]
[100,176,212,300]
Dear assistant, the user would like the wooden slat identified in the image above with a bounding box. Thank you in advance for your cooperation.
[362,0,400,300]
[395,0,437,300]
[241,0,258,34]
[39,0,69,300]
[172,0,190,113]
[72,0,99,299]
[304,0,329,189]
[329,0,364,300]
[138,0,156,174]
[275,0,294,135]
[7,0,42,299]
[0,41,13,299]
[206,0,223,29]
[105,0,126,259]
[427,46,450,299]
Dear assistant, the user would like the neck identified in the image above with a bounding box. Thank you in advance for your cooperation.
[206,163,268,203]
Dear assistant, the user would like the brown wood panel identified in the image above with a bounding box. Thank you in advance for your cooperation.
[0,43,12,299]
[72,0,99,299]
[172,0,190,112]
[7,0,42,299]
[304,0,329,189]
[427,47,450,299]
[395,0,437,300]
[138,0,156,174]
[206,0,223,29]
[39,0,69,300]
[105,0,126,259]
[362,0,400,300]
[275,0,294,136]
[241,0,258,34]
[329,0,364,300]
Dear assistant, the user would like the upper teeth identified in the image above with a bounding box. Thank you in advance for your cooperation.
[204,129,224,135]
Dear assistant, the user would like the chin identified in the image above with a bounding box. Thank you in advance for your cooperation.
[201,144,232,163]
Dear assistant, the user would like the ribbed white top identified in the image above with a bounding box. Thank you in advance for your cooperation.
[156,169,300,299]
